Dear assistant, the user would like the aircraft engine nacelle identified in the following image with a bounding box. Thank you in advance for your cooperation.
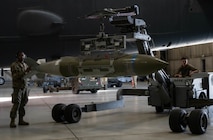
[17,10,64,36]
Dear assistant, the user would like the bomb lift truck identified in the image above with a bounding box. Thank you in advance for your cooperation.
[51,5,213,135]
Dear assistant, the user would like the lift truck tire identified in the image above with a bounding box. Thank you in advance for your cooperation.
[169,109,208,134]
[64,104,82,123]
[52,103,66,122]
[188,109,208,134]
[155,106,164,113]
[169,109,187,133]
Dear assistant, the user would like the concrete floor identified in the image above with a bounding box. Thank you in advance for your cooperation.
[1,82,213,140]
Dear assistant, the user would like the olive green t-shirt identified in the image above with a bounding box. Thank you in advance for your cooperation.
[177,64,197,77]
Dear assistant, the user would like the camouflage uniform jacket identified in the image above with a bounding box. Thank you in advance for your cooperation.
[10,61,28,89]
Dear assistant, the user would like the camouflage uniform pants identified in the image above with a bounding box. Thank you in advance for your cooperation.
[10,88,29,119]
[71,78,79,94]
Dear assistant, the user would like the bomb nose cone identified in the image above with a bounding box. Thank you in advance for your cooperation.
[145,56,168,75]
[153,57,168,68]
[132,54,168,75]
[147,57,168,73]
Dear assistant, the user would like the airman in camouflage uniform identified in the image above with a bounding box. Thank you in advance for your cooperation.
[10,51,30,128]
[174,57,199,78]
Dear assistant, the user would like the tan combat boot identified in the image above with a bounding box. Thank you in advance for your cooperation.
[18,117,29,125]
[10,118,16,128]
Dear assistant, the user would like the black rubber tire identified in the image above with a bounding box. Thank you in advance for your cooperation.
[155,106,164,113]
[169,109,187,133]
[52,103,66,122]
[64,104,82,123]
[199,92,207,99]
[73,90,80,94]
[195,93,207,109]
[43,86,49,93]
[90,89,97,93]
[188,109,208,134]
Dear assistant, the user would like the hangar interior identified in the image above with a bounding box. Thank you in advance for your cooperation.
[1,1,213,139]
[1,42,213,140]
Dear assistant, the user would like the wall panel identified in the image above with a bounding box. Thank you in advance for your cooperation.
[166,43,213,76]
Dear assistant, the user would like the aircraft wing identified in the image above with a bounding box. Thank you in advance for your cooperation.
[0,1,213,74]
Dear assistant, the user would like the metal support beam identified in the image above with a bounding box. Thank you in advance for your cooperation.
[81,88,149,113]
[189,99,213,108]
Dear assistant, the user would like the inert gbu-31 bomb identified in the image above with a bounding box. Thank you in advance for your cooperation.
[25,53,168,78]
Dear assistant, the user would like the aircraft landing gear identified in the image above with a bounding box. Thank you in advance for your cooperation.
[169,109,208,134]
[52,103,82,123]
